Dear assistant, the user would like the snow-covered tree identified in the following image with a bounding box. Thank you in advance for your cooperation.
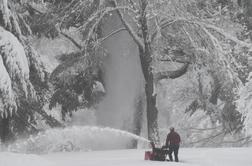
[156,0,251,146]
[33,0,252,143]
[49,51,105,120]
[0,0,63,143]
[0,27,33,116]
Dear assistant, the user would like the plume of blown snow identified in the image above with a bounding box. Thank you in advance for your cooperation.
[8,126,150,154]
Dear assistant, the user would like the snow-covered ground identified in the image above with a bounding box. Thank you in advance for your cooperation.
[1,126,251,166]
[1,148,252,166]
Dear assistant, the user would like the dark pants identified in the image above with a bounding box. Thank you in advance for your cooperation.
[168,144,179,162]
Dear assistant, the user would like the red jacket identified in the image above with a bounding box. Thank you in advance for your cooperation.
[166,131,181,145]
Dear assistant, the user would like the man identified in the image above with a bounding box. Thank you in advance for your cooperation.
[165,127,181,162]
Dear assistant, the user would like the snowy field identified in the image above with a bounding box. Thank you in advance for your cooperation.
[1,148,252,166]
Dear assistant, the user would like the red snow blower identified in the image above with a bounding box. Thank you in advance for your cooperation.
[144,142,169,161]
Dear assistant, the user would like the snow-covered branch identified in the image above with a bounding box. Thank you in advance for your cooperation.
[187,131,225,145]
[0,56,16,118]
[155,62,189,81]
[160,17,252,48]
[77,6,137,31]
[199,22,252,48]
[0,27,39,118]
[158,55,191,64]
[82,6,140,50]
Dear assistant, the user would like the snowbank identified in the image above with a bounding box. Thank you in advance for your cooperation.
[0,152,55,166]
[1,148,252,166]
[42,148,252,166]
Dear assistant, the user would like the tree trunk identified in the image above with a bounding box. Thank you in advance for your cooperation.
[139,51,159,143]
[131,94,145,148]
[145,78,159,143]
[0,117,10,143]
[138,0,160,143]
[209,73,221,105]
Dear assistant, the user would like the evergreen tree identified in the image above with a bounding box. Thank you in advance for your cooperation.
[0,0,62,143]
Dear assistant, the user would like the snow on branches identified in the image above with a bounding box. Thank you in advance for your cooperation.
[0,0,23,37]
[0,55,16,118]
[0,27,36,118]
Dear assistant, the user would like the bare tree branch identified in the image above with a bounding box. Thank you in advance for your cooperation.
[98,27,126,43]
[151,19,179,42]
[187,131,226,145]
[35,108,65,128]
[111,0,145,50]
[60,31,82,50]
[180,126,222,131]
[221,136,252,144]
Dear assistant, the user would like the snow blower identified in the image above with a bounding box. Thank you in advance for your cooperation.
[144,142,169,161]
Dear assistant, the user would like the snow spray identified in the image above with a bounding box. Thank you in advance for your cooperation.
[8,126,150,154]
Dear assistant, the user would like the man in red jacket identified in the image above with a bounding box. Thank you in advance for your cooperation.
[165,127,181,162]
